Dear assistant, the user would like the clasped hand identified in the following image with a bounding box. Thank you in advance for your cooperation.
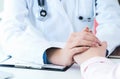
[47,27,107,66]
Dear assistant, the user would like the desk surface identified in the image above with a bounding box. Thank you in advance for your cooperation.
[0,59,119,79]
[0,64,81,79]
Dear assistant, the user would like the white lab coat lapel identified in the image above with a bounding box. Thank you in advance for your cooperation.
[48,0,74,29]
[32,0,74,42]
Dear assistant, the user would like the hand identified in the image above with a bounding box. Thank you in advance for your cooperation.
[47,27,101,66]
[73,42,107,65]
[66,27,101,48]
[46,46,89,66]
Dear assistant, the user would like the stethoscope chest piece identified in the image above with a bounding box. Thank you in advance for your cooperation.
[40,9,47,17]
[37,0,48,21]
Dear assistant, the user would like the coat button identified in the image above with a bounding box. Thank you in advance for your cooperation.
[78,16,83,20]
[96,13,98,16]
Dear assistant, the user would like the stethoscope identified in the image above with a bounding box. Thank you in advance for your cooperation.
[37,0,96,22]
[37,0,48,21]
[38,0,47,17]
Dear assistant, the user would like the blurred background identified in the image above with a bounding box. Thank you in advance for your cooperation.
[0,0,4,12]
[0,0,4,56]
[0,0,4,20]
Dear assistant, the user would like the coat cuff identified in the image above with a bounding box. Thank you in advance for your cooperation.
[43,51,51,64]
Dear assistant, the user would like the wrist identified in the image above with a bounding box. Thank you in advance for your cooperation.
[46,47,62,65]
[46,48,73,66]
[74,53,104,65]
[43,51,52,64]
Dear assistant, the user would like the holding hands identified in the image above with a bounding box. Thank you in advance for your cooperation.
[47,27,104,66]
[59,27,102,66]
[73,41,107,65]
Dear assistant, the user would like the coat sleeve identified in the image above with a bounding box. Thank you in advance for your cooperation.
[95,0,120,54]
[80,57,120,79]
[0,0,64,64]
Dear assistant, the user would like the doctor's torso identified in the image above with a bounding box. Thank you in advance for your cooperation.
[27,0,94,41]
[1,0,120,59]
[17,0,95,42]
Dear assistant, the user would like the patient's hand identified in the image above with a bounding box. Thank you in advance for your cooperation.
[73,42,107,65]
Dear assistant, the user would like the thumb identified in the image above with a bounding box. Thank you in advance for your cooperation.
[83,27,90,32]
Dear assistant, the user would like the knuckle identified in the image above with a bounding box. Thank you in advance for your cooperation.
[81,35,86,40]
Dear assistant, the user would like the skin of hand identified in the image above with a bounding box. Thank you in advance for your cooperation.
[73,42,107,65]
[47,27,101,66]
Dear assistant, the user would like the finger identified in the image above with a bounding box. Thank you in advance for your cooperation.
[71,47,90,55]
[83,27,94,34]
[83,27,90,32]
[73,54,81,63]
[68,32,99,44]
[89,30,93,34]
[83,32,101,46]
[74,31,100,44]
[70,38,99,48]
[67,32,101,48]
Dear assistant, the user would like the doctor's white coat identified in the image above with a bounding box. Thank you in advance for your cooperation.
[0,0,120,64]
